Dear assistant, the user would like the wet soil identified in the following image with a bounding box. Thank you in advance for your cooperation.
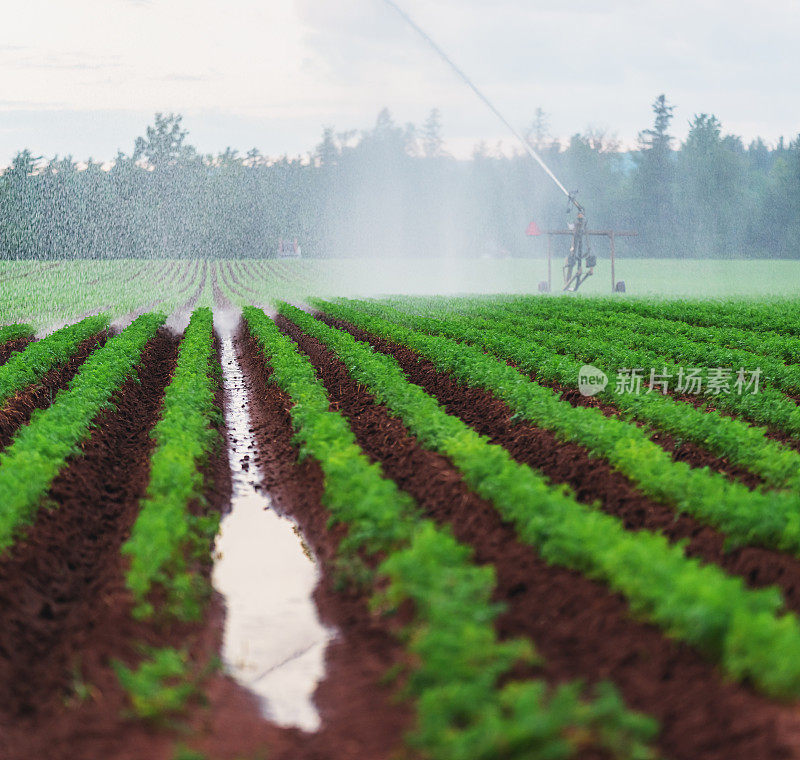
[0,317,415,760]
[318,315,800,611]
[0,331,179,759]
[181,321,413,760]
[0,330,250,760]
[0,337,33,366]
[291,315,800,760]
[549,383,764,487]
[0,333,107,452]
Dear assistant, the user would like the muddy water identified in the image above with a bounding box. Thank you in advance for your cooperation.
[213,328,332,732]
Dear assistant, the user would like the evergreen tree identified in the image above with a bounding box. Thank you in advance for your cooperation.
[631,94,677,256]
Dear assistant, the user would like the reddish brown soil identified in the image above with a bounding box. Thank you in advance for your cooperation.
[0,333,107,451]
[0,337,32,365]
[551,383,764,486]
[0,318,414,760]
[282,316,800,760]
[0,331,250,760]
[181,322,413,760]
[0,331,178,759]
[669,388,800,451]
[319,316,800,605]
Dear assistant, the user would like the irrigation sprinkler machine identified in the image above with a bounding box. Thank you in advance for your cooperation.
[527,200,635,294]
[383,0,635,294]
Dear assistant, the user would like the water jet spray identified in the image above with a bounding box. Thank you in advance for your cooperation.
[380,0,599,290]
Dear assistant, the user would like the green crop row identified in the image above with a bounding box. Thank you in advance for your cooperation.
[373,293,800,363]
[487,307,800,438]
[484,295,800,364]
[122,308,220,622]
[0,314,109,408]
[323,299,800,506]
[480,303,800,396]
[556,295,800,337]
[0,323,34,346]
[441,293,800,338]
[383,300,800,490]
[289,302,800,699]
[373,296,800,444]
[245,306,657,760]
[0,313,164,554]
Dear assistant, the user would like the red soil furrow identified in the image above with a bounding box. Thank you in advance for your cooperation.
[0,334,244,760]
[181,322,412,760]
[668,388,800,451]
[0,333,108,452]
[454,337,765,485]
[282,317,800,760]
[518,346,799,457]
[341,320,764,483]
[0,332,178,722]
[0,337,33,366]
[318,316,800,613]
[553,384,763,486]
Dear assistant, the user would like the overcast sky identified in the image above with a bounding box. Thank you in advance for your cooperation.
[1,0,797,165]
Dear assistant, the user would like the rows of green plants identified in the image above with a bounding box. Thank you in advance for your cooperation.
[489,306,800,437]
[0,260,153,327]
[323,299,800,502]
[342,299,800,490]
[122,308,220,622]
[245,306,657,760]
[287,302,800,699]
[380,293,800,396]
[0,314,108,409]
[405,294,800,364]
[468,294,800,338]
[557,296,800,337]
[373,297,800,443]
[480,303,800,396]
[0,260,209,329]
[0,322,33,346]
[482,295,800,364]
[0,313,164,554]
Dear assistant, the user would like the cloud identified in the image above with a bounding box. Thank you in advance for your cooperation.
[293,0,799,146]
[2,49,122,72]
[156,73,209,82]
[1,0,797,162]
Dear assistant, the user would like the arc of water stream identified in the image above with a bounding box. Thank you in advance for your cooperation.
[380,0,572,202]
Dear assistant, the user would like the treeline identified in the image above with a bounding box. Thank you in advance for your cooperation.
[1,97,798,260]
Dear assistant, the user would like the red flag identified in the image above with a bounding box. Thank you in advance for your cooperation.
[526,221,542,236]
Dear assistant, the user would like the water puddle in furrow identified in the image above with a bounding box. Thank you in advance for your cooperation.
[212,332,332,732]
